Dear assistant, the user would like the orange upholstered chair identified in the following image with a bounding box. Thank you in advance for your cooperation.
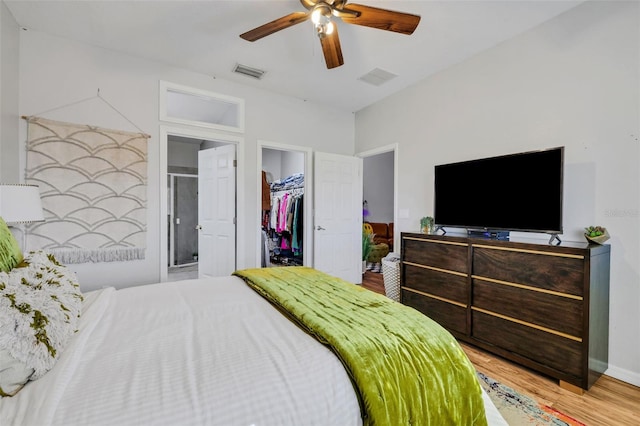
[366,222,394,252]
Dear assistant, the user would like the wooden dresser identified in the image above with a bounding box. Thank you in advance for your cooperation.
[400,232,610,391]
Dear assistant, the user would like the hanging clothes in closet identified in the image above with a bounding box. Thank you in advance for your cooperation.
[265,173,304,266]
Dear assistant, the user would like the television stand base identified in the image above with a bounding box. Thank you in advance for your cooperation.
[467,229,510,240]
[548,233,562,245]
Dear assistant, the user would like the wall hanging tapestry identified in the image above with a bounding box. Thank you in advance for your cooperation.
[25,117,149,264]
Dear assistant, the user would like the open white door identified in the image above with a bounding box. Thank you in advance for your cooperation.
[313,152,363,283]
[198,145,236,278]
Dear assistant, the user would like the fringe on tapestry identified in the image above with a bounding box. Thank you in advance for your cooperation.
[47,248,147,265]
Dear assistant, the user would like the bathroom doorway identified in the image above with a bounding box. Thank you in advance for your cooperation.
[168,173,198,267]
[163,131,239,282]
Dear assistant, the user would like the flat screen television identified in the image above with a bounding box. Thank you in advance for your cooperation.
[434,147,564,240]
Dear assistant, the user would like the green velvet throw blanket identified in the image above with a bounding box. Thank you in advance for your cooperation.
[233,267,487,426]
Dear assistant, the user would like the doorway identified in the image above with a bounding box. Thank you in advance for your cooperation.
[166,136,200,281]
[261,147,305,267]
[160,126,244,283]
[257,141,313,268]
[358,144,398,254]
[168,173,198,267]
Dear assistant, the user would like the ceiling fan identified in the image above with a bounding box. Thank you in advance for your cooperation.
[239,0,421,69]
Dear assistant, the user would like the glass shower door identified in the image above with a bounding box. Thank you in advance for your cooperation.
[173,175,198,265]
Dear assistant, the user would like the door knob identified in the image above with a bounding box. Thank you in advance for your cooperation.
[196,225,202,230]
[316,226,326,231]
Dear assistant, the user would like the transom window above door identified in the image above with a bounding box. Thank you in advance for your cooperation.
[159,81,245,133]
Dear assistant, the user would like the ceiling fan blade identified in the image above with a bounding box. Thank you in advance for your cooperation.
[339,4,420,35]
[240,12,310,41]
[320,28,344,69]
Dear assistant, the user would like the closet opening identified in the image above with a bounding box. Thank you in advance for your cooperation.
[259,145,310,268]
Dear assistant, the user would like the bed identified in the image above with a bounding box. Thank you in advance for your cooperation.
[0,253,507,425]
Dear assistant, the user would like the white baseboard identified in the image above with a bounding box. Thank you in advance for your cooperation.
[605,366,640,387]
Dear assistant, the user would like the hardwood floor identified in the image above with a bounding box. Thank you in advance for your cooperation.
[361,272,640,426]
[362,270,385,294]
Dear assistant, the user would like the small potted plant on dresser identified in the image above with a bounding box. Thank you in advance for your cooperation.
[584,225,610,244]
[420,216,435,234]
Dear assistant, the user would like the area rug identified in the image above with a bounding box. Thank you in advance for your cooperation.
[477,372,586,426]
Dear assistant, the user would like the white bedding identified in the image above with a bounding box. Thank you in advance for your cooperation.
[0,276,507,426]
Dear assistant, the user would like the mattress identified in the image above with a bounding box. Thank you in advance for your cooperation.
[0,275,507,426]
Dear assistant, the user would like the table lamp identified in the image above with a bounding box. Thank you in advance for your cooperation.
[0,183,45,250]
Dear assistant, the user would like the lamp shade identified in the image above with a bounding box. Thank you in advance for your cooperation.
[0,184,45,224]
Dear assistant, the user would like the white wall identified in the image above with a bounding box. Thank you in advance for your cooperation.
[262,148,283,182]
[167,140,199,169]
[280,150,304,180]
[363,151,394,223]
[355,1,639,386]
[17,29,355,291]
[0,1,19,182]
[262,148,304,183]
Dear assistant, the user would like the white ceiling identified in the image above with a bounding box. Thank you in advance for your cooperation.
[5,0,583,112]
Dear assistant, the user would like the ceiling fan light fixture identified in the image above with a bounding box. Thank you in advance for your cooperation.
[311,3,334,38]
[311,9,322,25]
[316,21,334,37]
[311,3,331,25]
[325,21,334,35]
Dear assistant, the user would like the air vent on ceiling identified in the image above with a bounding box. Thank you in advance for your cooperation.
[233,63,266,80]
[358,68,397,86]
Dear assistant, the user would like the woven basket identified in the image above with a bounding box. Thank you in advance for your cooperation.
[381,258,400,302]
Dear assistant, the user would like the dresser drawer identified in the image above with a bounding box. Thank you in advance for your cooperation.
[472,279,583,338]
[403,263,468,304]
[472,310,582,378]
[403,237,468,273]
[472,245,584,296]
[402,289,467,335]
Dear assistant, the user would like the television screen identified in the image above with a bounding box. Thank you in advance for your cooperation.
[434,147,564,234]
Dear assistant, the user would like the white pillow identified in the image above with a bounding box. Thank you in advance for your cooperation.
[0,250,83,397]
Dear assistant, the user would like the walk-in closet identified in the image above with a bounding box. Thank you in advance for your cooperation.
[261,148,305,267]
